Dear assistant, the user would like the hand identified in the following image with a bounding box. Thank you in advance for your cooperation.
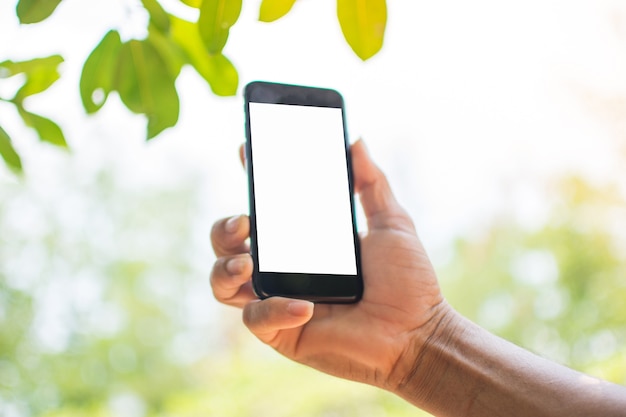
[212,140,626,417]
[210,140,450,389]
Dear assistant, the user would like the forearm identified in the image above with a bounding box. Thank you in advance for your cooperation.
[390,304,626,417]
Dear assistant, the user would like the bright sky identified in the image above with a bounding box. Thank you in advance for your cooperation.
[2,0,626,256]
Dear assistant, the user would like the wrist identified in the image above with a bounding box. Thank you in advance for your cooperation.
[385,300,465,409]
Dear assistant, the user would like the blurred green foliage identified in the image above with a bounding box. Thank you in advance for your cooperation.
[441,177,626,385]
[0,161,204,413]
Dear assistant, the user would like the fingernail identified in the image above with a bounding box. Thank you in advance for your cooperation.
[225,215,240,233]
[286,300,314,317]
[226,257,246,275]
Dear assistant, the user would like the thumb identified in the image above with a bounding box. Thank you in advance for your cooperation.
[351,139,413,231]
[243,297,314,346]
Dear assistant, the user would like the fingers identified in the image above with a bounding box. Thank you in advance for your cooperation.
[243,297,314,345]
[210,147,253,307]
[211,215,250,258]
[351,139,414,232]
[210,253,256,307]
[211,215,254,307]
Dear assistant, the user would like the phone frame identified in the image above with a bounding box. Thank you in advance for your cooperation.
[244,81,363,303]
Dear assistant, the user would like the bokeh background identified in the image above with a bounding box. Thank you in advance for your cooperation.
[2,0,626,416]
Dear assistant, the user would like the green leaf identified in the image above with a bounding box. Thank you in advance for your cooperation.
[147,27,184,79]
[337,0,387,61]
[16,0,63,24]
[80,30,122,114]
[0,56,63,103]
[204,54,238,96]
[14,66,61,103]
[142,0,170,33]
[180,0,201,7]
[18,107,67,147]
[115,40,180,139]
[0,55,63,78]
[259,0,297,22]
[198,0,242,54]
[171,17,238,96]
[0,125,23,173]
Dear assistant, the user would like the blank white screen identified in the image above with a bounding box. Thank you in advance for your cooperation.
[249,102,357,275]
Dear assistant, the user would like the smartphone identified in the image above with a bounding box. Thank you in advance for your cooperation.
[244,81,363,303]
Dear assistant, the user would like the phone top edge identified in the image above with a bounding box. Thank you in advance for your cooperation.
[245,80,343,96]
[244,81,344,108]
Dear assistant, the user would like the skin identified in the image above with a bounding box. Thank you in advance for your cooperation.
[210,140,626,416]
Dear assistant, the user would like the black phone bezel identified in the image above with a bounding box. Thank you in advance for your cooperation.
[244,81,363,303]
